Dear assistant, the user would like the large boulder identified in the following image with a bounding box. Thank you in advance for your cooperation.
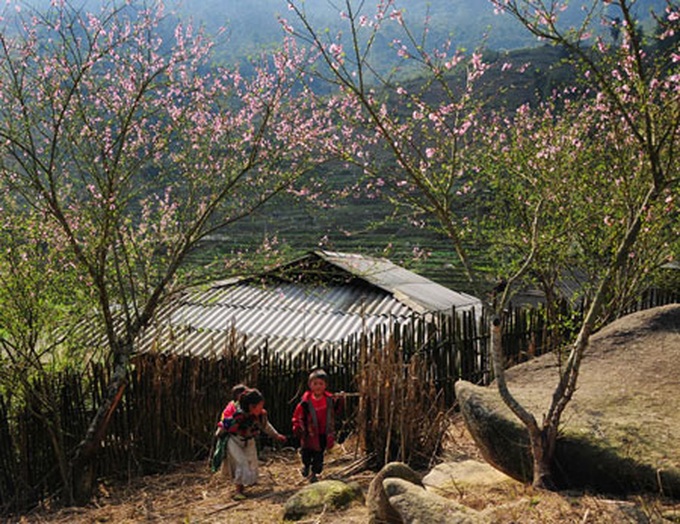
[382,478,490,524]
[367,462,423,524]
[283,479,364,521]
[456,304,680,497]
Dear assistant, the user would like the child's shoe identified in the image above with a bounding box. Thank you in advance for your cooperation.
[233,484,246,500]
[309,473,318,483]
[300,465,310,478]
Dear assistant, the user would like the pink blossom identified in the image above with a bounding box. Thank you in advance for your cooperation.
[389,10,404,26]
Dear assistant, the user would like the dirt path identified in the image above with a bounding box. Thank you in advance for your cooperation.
[15,418,680,523]
[16,444,372,523]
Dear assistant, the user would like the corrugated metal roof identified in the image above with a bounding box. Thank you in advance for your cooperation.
[137,251,481,358]
[314,250,481,313]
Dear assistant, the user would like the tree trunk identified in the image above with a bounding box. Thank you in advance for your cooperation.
[491,314,559,490]
[69,349,129,505]
[528,425,558,490]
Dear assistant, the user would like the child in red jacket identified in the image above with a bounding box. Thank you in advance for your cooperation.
[292,369,344,483]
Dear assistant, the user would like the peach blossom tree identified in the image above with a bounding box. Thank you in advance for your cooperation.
[287,0,679,488]
[0,0,332,502]
[482,0,680,488]
[284,0,491,288]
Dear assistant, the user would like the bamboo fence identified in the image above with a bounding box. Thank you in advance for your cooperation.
[0,291,677,514]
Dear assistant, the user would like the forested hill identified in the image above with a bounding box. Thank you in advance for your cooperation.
[20,0,670,67]
[10,0,675,292]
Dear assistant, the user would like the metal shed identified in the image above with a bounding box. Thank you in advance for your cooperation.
[136,250,482,359]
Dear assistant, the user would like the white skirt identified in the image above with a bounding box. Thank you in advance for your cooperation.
[226,436,259,486]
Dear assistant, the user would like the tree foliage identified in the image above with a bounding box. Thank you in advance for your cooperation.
[485,0,680,488]
[0,0,331,503]
[285,0,493,289]
[288,0,679,487]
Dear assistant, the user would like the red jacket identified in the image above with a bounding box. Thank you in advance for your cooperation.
[292,390,343,451]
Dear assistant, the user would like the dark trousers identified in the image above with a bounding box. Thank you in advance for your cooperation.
[301,434,327,474]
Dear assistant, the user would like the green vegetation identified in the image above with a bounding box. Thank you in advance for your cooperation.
[190,44,578,295]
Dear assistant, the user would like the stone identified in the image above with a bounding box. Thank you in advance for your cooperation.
[282,479,364,521]
[456,305,680,497]
[383,477,490,524]
[367,461,423,524]
[423,459,519,493]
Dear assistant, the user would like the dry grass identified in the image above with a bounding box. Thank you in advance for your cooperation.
[356,334,451,470]
[12,417,680,523]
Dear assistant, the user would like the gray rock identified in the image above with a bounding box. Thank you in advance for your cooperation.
[283,479,364,521]
[423,460,518,493]
[367,462,423,524]
[383,478,489,524]
[456,305,680,497]
[455,382,534,483]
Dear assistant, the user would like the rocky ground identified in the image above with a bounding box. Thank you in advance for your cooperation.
[12,416,680,523]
